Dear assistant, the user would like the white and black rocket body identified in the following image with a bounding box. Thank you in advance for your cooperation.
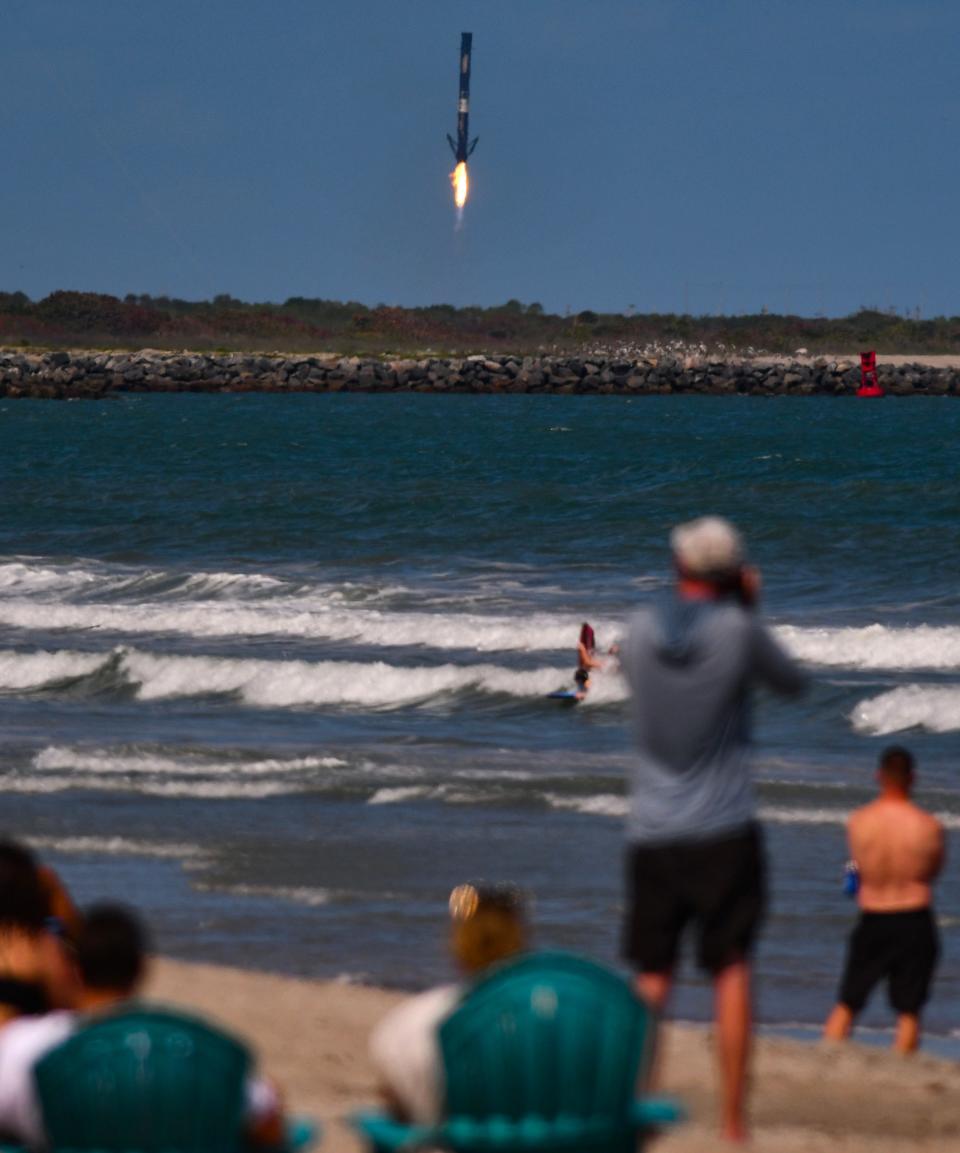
[447,32,478,164]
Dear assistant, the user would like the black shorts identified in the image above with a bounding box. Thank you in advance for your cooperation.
[623,823,766,975]
[839,908,940,1016]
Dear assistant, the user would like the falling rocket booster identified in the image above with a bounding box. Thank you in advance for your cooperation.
[447,32,477,163]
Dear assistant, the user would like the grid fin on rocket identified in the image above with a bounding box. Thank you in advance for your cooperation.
[447,32,478,162]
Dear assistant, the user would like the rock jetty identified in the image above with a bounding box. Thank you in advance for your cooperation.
[1,349,958,398]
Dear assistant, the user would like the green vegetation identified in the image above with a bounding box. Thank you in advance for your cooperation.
[0,290,958,356]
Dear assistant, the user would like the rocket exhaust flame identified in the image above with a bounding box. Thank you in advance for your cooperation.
[451,162,469,210]
[447,33,476,217]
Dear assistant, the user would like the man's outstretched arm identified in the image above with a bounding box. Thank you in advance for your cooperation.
[751,622,809,696]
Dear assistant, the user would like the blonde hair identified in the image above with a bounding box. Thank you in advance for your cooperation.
[448,884,526,975]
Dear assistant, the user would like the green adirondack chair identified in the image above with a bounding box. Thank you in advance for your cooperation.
[353,951,684,1152]
[33,1006,318,1152]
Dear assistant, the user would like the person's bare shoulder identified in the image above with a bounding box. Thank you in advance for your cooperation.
[847,801,877,831]
[847,801,887,852]
[904,801,942,833]
[923,807,946,842]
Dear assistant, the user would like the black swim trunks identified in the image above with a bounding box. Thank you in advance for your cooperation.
[838,908,940,1016]
[623,823,766,975]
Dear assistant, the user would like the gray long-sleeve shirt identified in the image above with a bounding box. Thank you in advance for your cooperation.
[620,596,808,845]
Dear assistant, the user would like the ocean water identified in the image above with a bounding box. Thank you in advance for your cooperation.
[1,394,958,1041]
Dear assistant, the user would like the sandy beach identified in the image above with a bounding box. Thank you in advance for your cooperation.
[767,354,960,368]
[146,957,960,1153]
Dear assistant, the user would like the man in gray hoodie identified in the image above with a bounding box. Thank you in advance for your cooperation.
[619,517,807,1142]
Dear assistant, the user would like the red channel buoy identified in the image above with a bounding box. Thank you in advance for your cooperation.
[857,350,884,397]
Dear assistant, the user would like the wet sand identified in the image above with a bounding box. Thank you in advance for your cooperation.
[148,957,960,1152]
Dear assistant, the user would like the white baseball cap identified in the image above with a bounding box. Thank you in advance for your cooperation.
[670,516,744,580]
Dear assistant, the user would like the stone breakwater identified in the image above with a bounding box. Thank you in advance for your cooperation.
[2,349,960,398]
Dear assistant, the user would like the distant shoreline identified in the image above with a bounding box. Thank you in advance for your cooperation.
[3,348,960,398]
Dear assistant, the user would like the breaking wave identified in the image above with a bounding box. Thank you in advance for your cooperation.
[777,623,960,671]
[368,785,440,805]
[538,798,960,830]
[0,561,103,595]
[0,774,302,799]
[0,597,610,654]
[25,834,208,860]
[851,685,960,735]
[5,744,360,800]
[12,743,960,828]
[5,559,960,672]
[758,805,847,826]
[0,649,104,688]
[192,882,334,907]
[544,797,858,824]
[545,793,629,817]
[34,746,346,777]
[0,645,625,708]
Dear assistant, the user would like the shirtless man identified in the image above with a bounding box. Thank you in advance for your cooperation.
[824,746,945,1053]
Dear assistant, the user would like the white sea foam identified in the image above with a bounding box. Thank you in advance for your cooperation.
[10,635,960,725]
[0,597,614,653]
[25,834,207,860]
[177,571,285,596]
[547,796,857,824]
[0,559,290,600]
[0,774,301,799]
[776,623,960,671]
[851,685,960,735]
[545,793,629,817]
[367,786,439,805]
[544,797,960,830]
[193,882,333,907]
[33,746,346,777]
[7,566,960,674]
[0,561,103,594]
[758,805,848,826]
[0,646,602,708]
[5,744,400,801]
[127,652,578,707]
[758,805,960,831]
[0,649,104,689]
[454,769,536,781]
[13,765,960,828]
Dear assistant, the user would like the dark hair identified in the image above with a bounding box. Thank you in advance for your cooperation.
[76,904,149,992]
[879,745,914,786]
[579,623,596,651]
[0,841,49,931]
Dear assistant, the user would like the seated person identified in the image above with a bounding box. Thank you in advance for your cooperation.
[0,903,285,1149]
[0,841,78,1027]
[369,883,527,1124]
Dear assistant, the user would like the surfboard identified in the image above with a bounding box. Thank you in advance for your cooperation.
[547,689,581,704]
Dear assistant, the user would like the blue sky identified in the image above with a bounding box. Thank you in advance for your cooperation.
[1,0,956,316]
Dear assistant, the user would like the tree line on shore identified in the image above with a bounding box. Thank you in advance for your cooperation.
[0,290,958,356]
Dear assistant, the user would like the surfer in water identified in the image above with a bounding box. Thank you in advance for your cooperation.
[575,622,604,697]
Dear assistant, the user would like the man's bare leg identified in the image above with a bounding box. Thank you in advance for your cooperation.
[634,972,672,1094]
[894,1013,920,1054]
[823,1003,854,1042]
[714,960,752,1143]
